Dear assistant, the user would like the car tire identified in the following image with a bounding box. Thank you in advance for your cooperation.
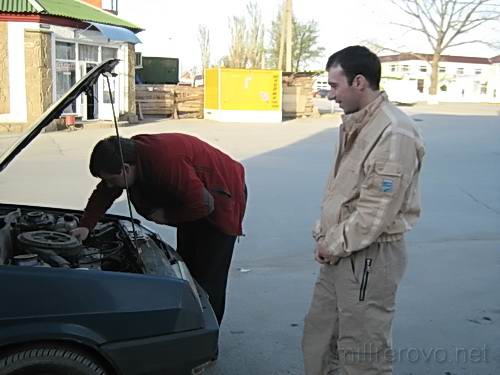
[0,344,107,375]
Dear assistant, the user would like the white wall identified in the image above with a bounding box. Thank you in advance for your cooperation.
[0,22,28,123]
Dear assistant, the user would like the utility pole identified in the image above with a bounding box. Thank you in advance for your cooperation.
[284,0,292,72]
[278,0,286,71]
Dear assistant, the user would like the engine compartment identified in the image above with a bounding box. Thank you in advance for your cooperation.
[0,208,165,274]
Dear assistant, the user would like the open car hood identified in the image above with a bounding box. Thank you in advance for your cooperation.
[0,59,120,173]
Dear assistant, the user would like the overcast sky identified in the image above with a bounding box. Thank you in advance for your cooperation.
[118,0,500,72]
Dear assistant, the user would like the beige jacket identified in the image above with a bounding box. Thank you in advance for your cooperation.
[314,92,425,257]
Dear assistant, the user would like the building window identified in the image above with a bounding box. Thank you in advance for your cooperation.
[475,68,482,75]
[439,66,446,73]
[102,47,117,61]
[79,44,99,62]
[456,67,464,75]
[417,79,424,93]
[102,0,118,13]
[402,65,409,72]
[390,64,397,72]
[102,47,118,104]
[419,65,427,72]
[55,42,76,113]
[480,83,487,95]
[56,41,75,60]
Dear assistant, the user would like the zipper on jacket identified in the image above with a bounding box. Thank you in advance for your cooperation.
[359,258,373,301]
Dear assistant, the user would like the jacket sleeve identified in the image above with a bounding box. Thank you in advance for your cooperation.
[79,181,123,230]
[157,156,214,224]
[323,129,420,257]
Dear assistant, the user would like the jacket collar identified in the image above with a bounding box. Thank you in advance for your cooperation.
[341,91,388,135]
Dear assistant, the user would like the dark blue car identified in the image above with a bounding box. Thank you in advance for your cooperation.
[0,60,218,375]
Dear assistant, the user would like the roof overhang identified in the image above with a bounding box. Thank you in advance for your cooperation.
[89,22,141,44]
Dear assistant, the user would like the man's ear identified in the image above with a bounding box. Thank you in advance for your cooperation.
[353,74,368,90]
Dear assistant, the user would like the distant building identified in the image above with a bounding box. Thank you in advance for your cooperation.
[380,53,500,103]
[0,0,142,131]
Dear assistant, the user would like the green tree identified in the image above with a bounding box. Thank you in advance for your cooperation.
[268,11,324,71]
[293,20,324,71]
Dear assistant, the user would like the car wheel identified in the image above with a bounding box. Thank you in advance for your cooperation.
[0,344,107,375]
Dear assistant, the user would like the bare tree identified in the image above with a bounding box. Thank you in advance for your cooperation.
[391,0,500,95]
[223,16,248,68]
[222,2,265,68]
[246,2,265,68]
[198,25,210,71]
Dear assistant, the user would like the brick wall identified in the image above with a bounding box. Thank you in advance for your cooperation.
[24,30,53,124]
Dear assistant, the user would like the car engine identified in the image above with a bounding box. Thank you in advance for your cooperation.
[0,208,163,274]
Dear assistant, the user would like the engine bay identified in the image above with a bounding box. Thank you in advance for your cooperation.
[0,207,171,275]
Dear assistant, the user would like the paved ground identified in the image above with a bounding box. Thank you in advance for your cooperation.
[1,103,499,374]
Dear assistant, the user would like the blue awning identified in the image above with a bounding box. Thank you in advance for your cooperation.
[89,22,141,44]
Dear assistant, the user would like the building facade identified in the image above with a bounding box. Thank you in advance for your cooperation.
[380,53,500,103]
[0,0,142,132]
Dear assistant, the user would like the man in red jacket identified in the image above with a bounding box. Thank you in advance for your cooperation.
[71,133,247,324]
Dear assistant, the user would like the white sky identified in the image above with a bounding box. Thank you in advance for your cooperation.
[118,0,500,73]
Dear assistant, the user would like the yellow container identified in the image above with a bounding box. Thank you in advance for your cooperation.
[204,68,282,123]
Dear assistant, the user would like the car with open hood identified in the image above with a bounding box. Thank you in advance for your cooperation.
[0,59,218,375]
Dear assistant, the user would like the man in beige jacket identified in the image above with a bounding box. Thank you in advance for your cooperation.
[302,46,425,374]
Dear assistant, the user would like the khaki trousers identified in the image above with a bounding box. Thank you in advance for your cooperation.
[302,240,407,375]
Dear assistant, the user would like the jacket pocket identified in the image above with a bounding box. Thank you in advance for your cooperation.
[359,257,373,301]
[364,161,402,197]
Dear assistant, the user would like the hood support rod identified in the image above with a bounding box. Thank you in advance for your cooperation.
[104,73,140,252]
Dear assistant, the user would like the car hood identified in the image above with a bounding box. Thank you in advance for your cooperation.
[0,59,120,173]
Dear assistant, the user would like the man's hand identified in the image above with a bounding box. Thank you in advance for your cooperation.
[148,208,168,224]
[314,240,338,265]
[71,227,89,241]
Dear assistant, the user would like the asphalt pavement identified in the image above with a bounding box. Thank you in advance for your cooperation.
[0,103,499,375]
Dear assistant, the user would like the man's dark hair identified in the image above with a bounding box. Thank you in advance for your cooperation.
[325,46,381,90]
[89,136,137,177]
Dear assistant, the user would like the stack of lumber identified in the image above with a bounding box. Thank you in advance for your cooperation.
[136,85,204,119]
[282,73,315,118]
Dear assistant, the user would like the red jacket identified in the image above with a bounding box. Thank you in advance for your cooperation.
[80,133,246,235]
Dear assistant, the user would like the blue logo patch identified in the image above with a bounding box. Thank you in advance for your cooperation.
[381,179,394,193]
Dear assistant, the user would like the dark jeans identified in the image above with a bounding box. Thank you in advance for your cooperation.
[177,220,236,325]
